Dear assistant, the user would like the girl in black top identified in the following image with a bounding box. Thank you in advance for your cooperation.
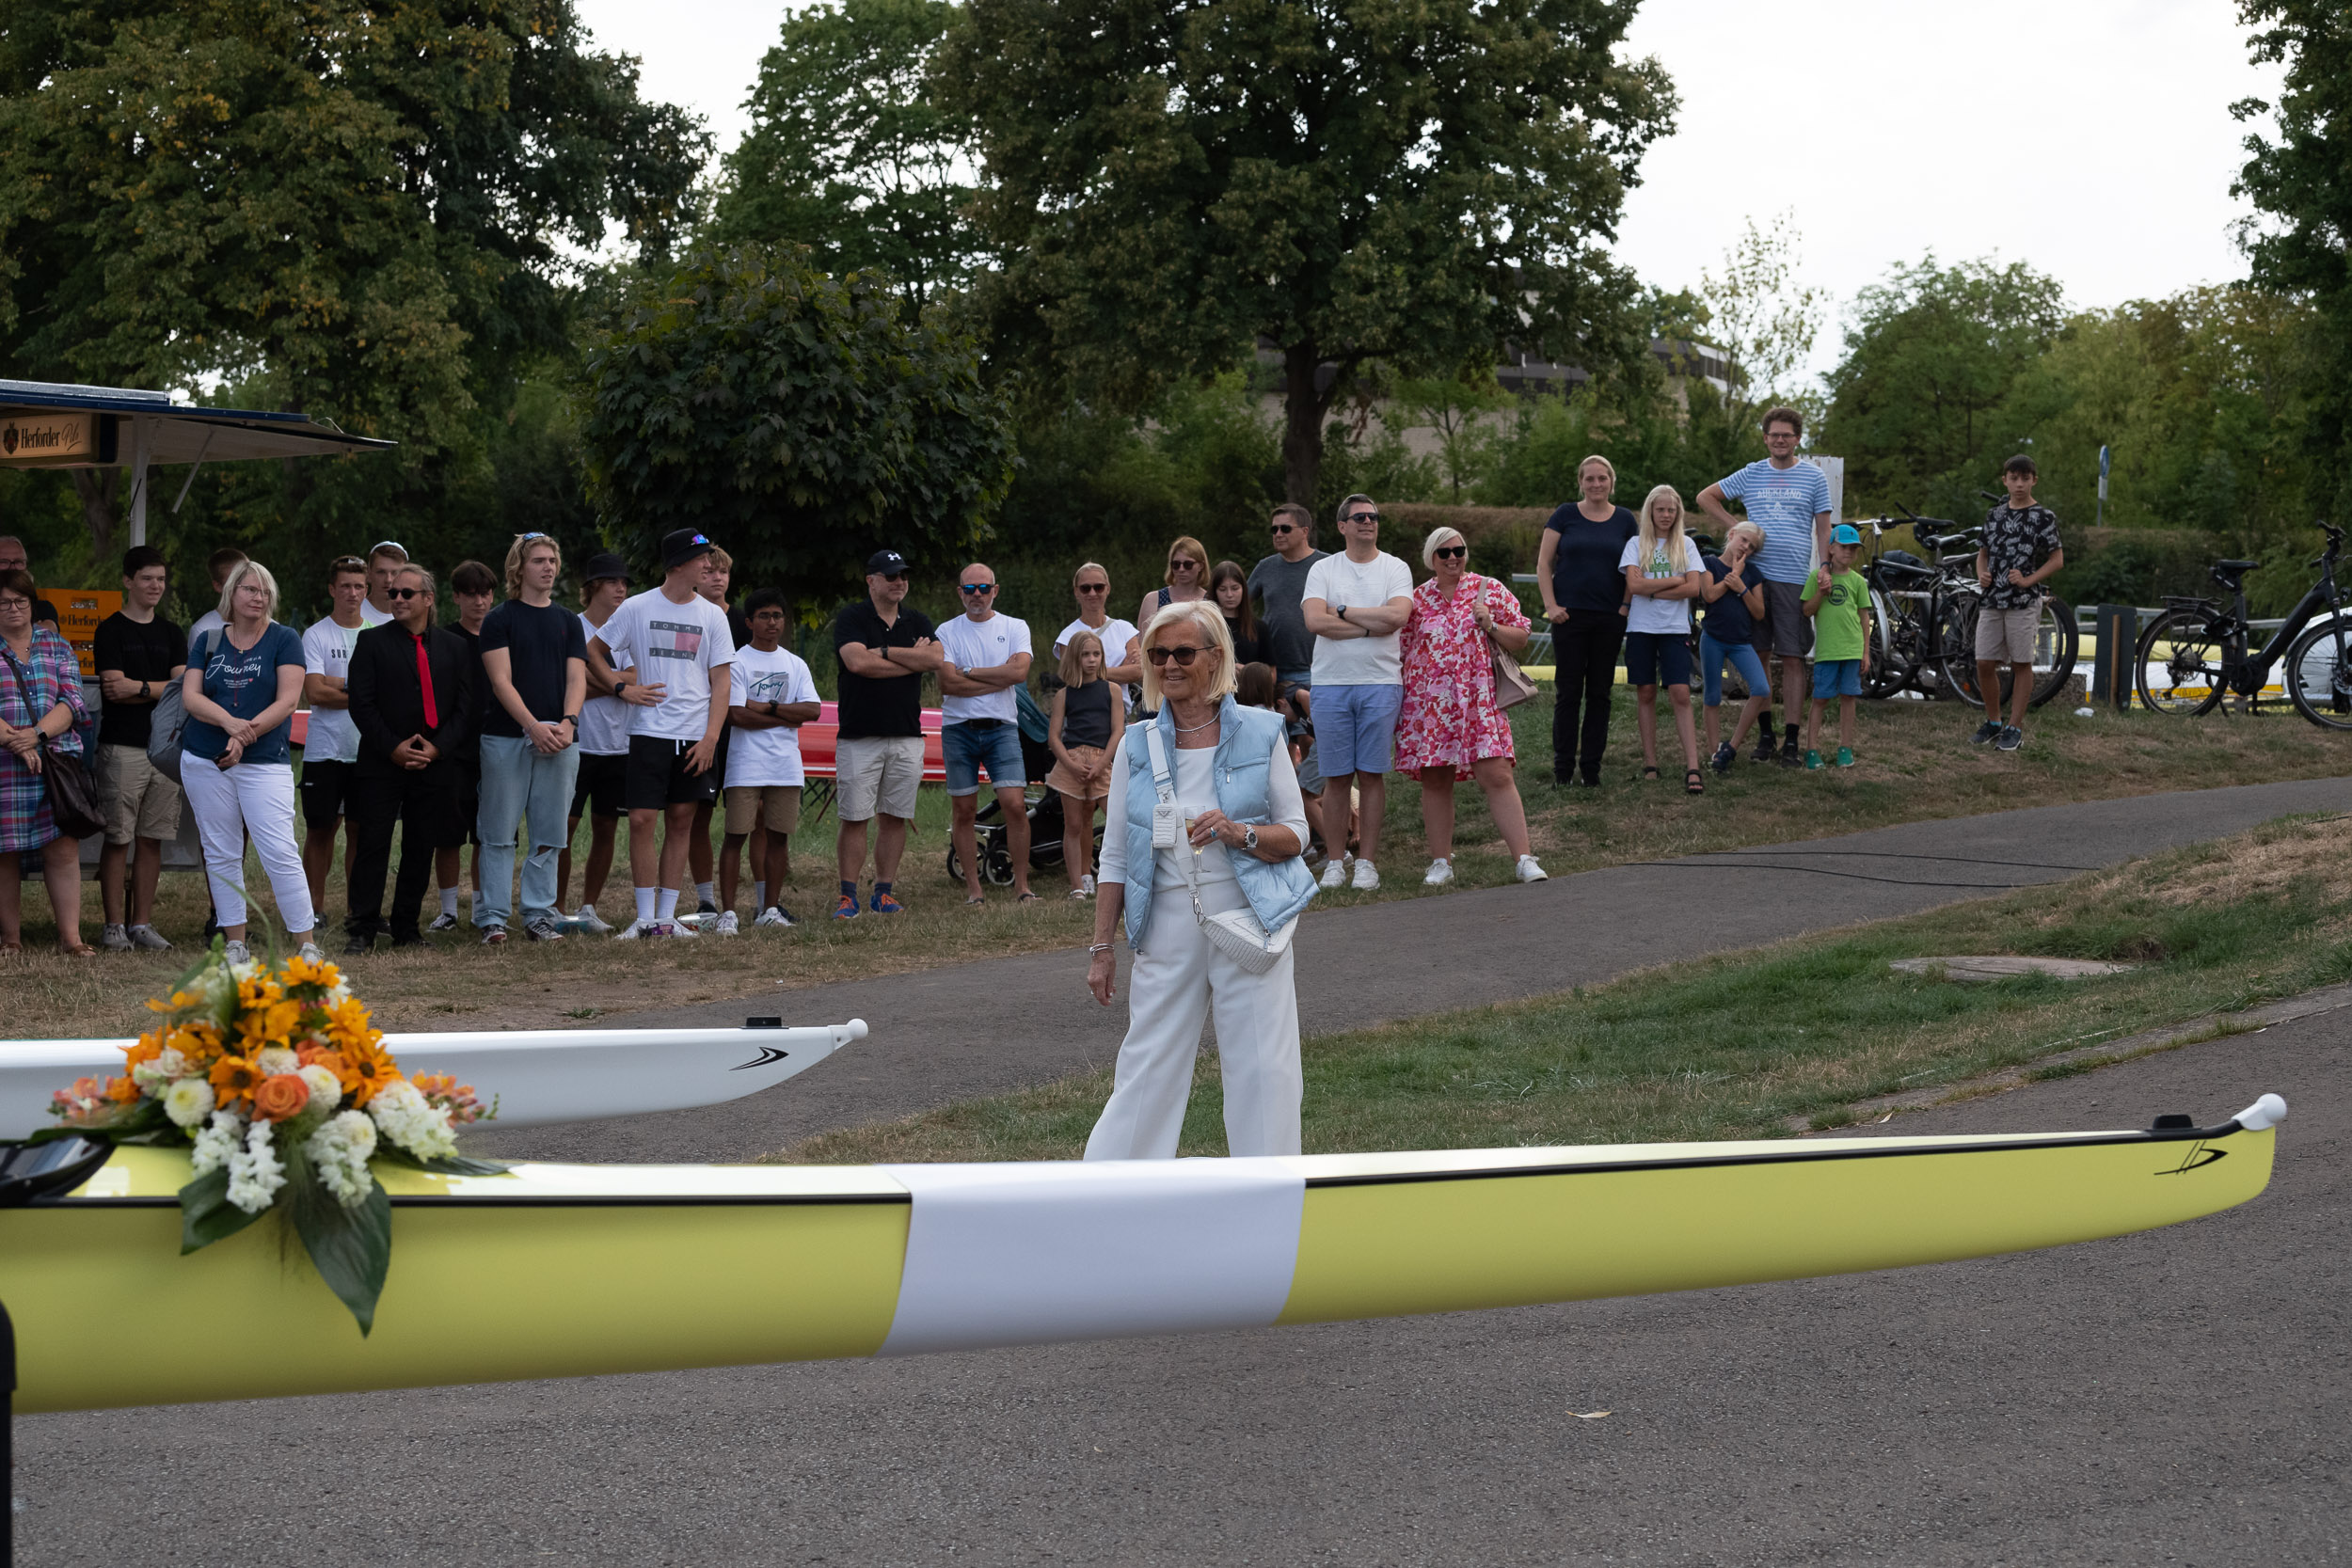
[1211,560,1267,666]
[1534,454,1638,785]
[1046,630,1125,898]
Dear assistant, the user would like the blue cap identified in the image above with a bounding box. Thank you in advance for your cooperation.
[1831,523,1862,546]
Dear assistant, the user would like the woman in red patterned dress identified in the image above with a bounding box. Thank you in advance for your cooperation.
[1395,528,1548,888]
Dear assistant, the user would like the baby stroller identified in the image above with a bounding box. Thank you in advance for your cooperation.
[942,685,1105,886]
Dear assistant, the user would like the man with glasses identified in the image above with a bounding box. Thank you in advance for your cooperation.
[363,542,408,624]
[91,546,184,950]
[0,537,59,632]
[1300,494,1413,892]
[1248,503,1334,859]
[936,562,1035,905]
[831,549,941,917]
[298,555,374,923]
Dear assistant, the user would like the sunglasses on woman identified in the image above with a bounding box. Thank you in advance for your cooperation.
[1433,546,1468,560]
[1076,582,1107,594]
[1145,643,1207,666]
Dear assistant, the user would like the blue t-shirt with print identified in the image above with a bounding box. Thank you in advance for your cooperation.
[1717,459,1832,585]
[183,622,304,765]
[1701,556,1760,645]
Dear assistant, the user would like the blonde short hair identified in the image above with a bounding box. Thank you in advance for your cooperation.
[1058,628,1104,687]
[1138,600,1235,709]
[503,532,562,596]
[1422,526,1467,570]
[1725,520,1765,552]
[216,559,281,624]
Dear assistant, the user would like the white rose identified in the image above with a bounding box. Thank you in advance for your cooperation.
[297,1064,344,1111]
[256,1046,300,1076]
[163,1077,216,1130]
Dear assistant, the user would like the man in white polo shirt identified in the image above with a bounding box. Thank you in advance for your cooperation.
[1300,493,1414,892]
[936,562,1036,903]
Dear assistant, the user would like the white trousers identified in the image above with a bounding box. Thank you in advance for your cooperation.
[1085,879,1302,1161]
[182,761,315,934]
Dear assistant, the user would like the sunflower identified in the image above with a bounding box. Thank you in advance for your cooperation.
[299,1046,359,1099]
[321,996,379,1053]
[278,952,342,995]
[208,1053,266,1107]
[340,1037,402,1108]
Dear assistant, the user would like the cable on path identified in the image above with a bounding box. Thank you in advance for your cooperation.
[1625,861,2051,890]
[1709,847,2102,872]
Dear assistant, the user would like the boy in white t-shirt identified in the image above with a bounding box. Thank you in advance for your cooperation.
[1299,494,1415,892]
[298,556,373,917]
[723,588,821,929]
[587,529,735,939]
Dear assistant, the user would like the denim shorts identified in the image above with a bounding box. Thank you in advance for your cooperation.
[1811,658,1863,699]
[1698,633,1770,707]
[942,720,1025,796]
[1623,631,1692,689]
[1314,683,1401,777]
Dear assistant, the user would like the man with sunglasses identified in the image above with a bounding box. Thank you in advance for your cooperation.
[1300,494,1413,892]
[830,549,942,917]
[936,562,1035,904]
[298,555,377,924]
[1248,503,1334,862]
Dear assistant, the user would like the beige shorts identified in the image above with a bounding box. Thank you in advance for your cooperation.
[723,784,802,836]
[1976,604,2042,665]
[835,735,924,822]
[97,743,183,846]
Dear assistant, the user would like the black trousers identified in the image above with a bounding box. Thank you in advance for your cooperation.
[347,763,461,940]
[1550,610,1627,783]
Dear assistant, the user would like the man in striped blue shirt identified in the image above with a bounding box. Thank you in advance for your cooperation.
[1698,405,1835,766]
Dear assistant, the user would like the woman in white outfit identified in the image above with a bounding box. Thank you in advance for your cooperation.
[1084,601,1318,1160]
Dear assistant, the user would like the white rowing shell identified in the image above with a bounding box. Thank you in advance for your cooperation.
[0,1019,867,1137]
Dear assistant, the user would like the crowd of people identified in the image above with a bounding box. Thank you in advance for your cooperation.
[0,403,2072,965]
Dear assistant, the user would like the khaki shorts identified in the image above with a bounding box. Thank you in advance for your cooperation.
[1976,603,2042,665]
[835,735,924,822]
[97,743,183,846]
[723,784,802,836]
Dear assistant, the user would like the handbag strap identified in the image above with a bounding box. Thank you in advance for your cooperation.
[1,641,49,744]
[1143,721,1216,914]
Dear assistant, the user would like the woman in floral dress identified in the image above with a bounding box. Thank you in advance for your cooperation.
[0,567,94,955]
[1395,529,1547,888]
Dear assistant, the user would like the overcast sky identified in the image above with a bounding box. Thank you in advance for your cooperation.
[578,0,2283,381]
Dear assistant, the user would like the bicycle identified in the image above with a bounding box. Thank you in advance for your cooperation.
[1857,512,1979,701]
[2134,522,2349,725]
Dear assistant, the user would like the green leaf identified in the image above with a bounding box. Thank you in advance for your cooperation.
[178,1166,265,1254]
[372,1147,513,1177]
[287,1169,393,1338]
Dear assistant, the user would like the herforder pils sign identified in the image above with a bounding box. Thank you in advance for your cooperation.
[0,411,101,465]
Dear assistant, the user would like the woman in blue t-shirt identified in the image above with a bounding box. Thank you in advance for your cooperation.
[179,561,320,963]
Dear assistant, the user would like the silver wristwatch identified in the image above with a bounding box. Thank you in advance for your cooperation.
[1242,825,1259,851]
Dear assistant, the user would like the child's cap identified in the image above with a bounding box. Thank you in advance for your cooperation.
[1831,523,1862,546]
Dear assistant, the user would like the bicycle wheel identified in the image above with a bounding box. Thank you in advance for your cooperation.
[1934,591,1982,703]
[2134,610,2226,717]
[2027,596,2081,710]
[1862,592,1911,698]
[2285,615,2352,731]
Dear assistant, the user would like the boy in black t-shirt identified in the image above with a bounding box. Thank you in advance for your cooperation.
[91,546,185,949]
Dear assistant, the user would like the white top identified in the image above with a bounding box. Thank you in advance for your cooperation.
[359,602,391,627]
[1620,534,1700,636]
[1097,726,1309,891]
[186,610,225,655]
[576,610,631,756]
[595,588,736,742]
[299,614,367,764]
[726,644,821,786]
[1054,615,1137,666]
[936,611,1033,725]
[1304,550,1414,686]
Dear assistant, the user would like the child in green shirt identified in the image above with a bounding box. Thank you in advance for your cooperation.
[1802,524,1872,769]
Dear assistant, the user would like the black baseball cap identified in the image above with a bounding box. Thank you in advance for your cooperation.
[661,530,715,569]
[866,549,910,576]
[581,551,629,586]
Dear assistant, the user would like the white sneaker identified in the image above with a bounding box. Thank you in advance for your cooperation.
[221,940,252,967]
[130,924,173,951]
[1350,860,1380,892]
[1079,873,1096,897]
[754,906,794,928]
[574,904,612,935]
[426,911,460,933]
[614,919,646,942]
[667,916,698,938]
[297,941,325,964]
[713,911,739,935]
[1319,858,1349,891]
[1422,858,1454,887]
[1516,854,1549,883]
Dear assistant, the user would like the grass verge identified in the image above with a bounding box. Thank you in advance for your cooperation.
[769,814,2352,1164]
[4,694,2345,1037]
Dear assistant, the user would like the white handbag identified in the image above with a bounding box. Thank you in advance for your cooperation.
[1144,724,1296,974]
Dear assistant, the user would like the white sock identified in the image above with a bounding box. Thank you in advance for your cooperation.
[695,879,715,906]
[657,887,680,922]
[440,887,458,917]
[633,887,658,925]
[754,880,767,911]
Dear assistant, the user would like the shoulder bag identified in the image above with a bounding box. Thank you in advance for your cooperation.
[147,629,212,784]
[1482,580,1539,711]
[2,642,103,841]
[1144,723,1295,974]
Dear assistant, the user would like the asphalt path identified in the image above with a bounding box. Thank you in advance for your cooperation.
[470,773,2351,1164]
[17,970,2344,1563]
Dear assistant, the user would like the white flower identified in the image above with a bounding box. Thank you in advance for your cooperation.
[297,1064,344,1112]
[366,1079,457,1161]
[190,1109,243,1176]
[224,1119,286,1213]
[304,1111,378,1208]
[256,1046,301,1076]
[131,1046,191,1092]
[162,1078,216,1130]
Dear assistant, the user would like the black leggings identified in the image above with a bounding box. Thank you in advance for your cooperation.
[1551,610,1626,783]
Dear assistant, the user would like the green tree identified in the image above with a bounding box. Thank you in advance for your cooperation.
[1819,256,2066,517]
[0,0,706,560]
[1386,370,1512,500]
[579,245,1017,613]
[2233,0,2352,522]
[1696,211,1824,417]
[709,0,975,314]
[939,0,1677,508]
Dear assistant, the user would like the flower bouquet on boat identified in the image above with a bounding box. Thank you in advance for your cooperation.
[41,942,502,1332]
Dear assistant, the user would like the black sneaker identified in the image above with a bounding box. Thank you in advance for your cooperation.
[342,931,374,957]
[1710,740,1736,775]
[1971,720,2003,746]
[1995,725,2024,752]
[1753,732,1777,764]
[1775,744,1804,768]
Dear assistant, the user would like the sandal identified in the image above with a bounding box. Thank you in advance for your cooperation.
[1017,891,1041,903]
[1685,768,1705,795]
[1641,765,1661,780]
[58,942,98,958]
[964,895,987,907]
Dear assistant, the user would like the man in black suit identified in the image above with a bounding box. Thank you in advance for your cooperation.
[344,563,481,951]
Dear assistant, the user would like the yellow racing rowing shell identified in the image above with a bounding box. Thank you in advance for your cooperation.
[0,1096,2284,1413]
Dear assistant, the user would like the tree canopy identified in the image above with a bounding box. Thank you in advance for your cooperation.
[579,245,1017,614]
[939,0,1676,509]
[709,0,976,316]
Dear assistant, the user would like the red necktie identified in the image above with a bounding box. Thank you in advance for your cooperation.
[413,634,438,730]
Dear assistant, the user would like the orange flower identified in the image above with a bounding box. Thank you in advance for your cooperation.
[322,996,377,1052]
[279,953,341,993]
[106,1074,140,1104]
[340,1036,402,1108]
[123,1032,164,1071]
[209,1053,265,1107]
[250,1073,310,1123]
[168,1023,225,1070]
[300,1047,359,1098]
